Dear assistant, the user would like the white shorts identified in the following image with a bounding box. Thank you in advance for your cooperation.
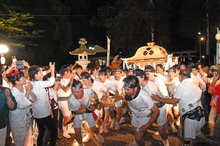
[184,117,205,139]
[173,103,179,110]
[73,113,96,128]
[104,106,109,110]
[131,115,150,130]
[166,103,173,111]
[114,100,122,108]
[58,101,71,116]
[0,126,7,146]
[157,104,167,126]
[94,108,103,119]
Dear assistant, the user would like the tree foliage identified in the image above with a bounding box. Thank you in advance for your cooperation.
[90,0,171,57]
[0,10,44,47]
[0,0,73,68]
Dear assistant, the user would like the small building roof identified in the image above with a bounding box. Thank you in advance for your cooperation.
[69,38,96,55]
[93,45,107,53]
[69,46,96,55]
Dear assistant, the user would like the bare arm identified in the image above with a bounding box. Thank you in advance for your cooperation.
[61,74,74,92]
[164,80,175,86]
[3,62,16,83]
[25,82,37,100]
[151,94,180,104]
[5,89,16,110]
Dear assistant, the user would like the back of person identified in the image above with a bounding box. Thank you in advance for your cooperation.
[176,79,202,116]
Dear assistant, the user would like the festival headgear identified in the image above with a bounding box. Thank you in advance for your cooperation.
[112,69,122,73]
[81,75,90,79]
[156,64,164,69]
[145,65,155,73]
[191,66,199,71]
[6,70,21,76]
[98,71,107,75]
[145,68,155,73]
[72,84,83,90]
[179,64,186,68]
[133,70,145,77]
[127,69,133,72]
[168,68,176,73]
[124,82,137,88]
[59,67,69,74]
[179,69,190,77]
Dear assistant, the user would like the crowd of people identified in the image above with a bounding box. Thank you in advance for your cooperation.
[0,57,220,146]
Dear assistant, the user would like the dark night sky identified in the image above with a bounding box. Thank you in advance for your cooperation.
[84,0,186,51]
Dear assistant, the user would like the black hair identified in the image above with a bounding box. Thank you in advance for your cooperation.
[179,69,191,78]
[133,69,148,80]
[190,65,199,71]
[144,65,155,72]
[168,67,176,73]
[28,65,40,81]
[86,65,95,74]
[59,65,69,76]
[72,79,82,88]
[7,72,24,86]
[43,73,51,81]
[172,64,179,70]
[156,64,164,69]
[74,64,83,70]
[104,67,112,73]
[123,75,139,87]
[81,72,94,83]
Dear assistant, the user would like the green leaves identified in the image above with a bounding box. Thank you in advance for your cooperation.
[0,10,44,47]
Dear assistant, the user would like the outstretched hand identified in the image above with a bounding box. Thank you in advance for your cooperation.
[151,94,160,101]
[49,62,55,72]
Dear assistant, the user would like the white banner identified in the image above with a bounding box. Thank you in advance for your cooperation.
[106,36,110,66]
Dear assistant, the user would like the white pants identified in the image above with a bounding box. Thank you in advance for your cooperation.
[0,126,7,146]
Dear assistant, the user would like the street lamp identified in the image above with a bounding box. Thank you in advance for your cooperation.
[0,44,9,71]
[199,36,205,63]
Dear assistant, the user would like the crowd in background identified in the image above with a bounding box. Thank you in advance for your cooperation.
[0,57,220,146]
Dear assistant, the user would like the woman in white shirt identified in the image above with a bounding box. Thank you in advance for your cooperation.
[6,70,37,146]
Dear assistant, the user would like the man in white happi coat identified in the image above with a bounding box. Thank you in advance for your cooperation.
[123,75,159,146]
[57,65,75,138]
[68,80,104,146]
[81,72,109,133]
[134,69,170,146]
[151,69,205,146]
[98,69,119,133]
[109,69,125,130]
